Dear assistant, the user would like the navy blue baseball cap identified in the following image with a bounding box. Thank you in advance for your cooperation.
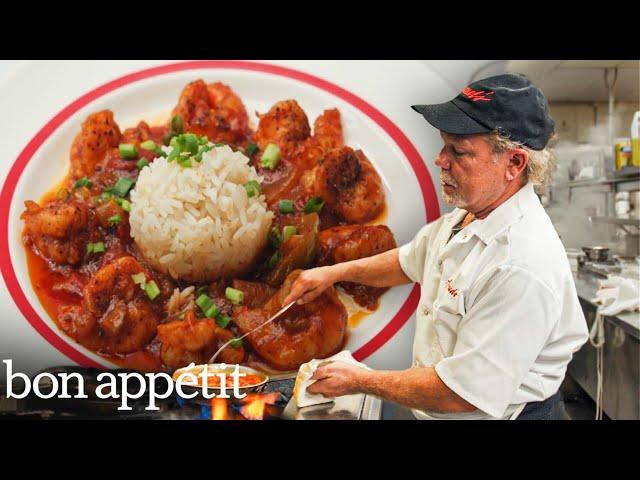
[411,73,555,150]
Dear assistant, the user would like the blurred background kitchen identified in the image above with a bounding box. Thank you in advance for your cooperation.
[505,61,639,420]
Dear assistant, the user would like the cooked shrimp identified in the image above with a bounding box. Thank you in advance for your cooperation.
[59,256,159,354]
[233,270,347,370]
[317,225,397,309]
[307,146,384,223]
[317,225,396,266]
[171,79,249,145]
[121,120,168,147]
[21,199,89,266]
[253,100,311,159]
[294,108,344,170]
[313,108,343,152]
[70,110,121,179]
[157,310,245,370]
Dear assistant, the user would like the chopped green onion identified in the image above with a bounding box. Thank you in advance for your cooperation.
[136,158,149,169]
[260,143,281,170]
[225,287,244,305]
[196,286,208,297]
[166,133,210,167]
[204,304,220,319]
[303,196,325,214]
[193,144,212,162]
[279,199,294,214]
[229,338,243,349]
[131,272,146,285]
[120,199,131,213]
[177,156,192,168]
[119,143,138,160]
[171,115,183,134]
[112,177,136,198]
[140,140,157,151]
[214,143,225,147]
[196,294,214,313]
[107,215,121,226]
[282,225,297,243]
[246,142,258,156]
[269,227,282,248]
[183,133,199,154]
[216,315,231,328]
[268,251,281,269]
[74,177,92,189]
[164,115,184,145]
[145,280,160,300]
[244,180,261,198]
[154,147,167,158]
[100,191,113,202]
[87,242,105,255]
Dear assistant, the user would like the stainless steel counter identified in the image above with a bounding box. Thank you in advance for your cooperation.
[282,393,382,420]
[573,270,640,338]
[568,269,640,419]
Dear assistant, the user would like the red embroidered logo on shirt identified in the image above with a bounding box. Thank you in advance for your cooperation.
[462,87,494,102]
[446,279,459,297]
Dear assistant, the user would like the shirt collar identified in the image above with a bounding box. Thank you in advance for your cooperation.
[462,182,539,245]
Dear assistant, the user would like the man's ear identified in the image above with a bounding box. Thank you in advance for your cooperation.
[505,148,529,182]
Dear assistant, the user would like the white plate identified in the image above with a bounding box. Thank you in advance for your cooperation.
[0,60,455,374]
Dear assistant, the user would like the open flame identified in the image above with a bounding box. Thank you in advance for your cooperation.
[210,392,281,420]
[211,398,230,420]
[239,392,280,420]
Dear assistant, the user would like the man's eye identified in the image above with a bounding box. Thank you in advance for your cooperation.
[452,148,464,157]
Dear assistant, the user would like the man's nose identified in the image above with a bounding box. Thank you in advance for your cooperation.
[435,150,449,169]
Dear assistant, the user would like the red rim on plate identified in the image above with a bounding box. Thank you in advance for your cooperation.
[0,60,439,368]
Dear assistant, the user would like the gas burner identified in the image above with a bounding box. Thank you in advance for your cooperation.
[1,366,295,420]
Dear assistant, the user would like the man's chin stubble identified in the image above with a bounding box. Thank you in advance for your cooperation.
[442,188,466,208]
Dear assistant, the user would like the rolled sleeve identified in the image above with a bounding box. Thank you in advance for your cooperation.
[397,223,437,284]
[435,265,560,418]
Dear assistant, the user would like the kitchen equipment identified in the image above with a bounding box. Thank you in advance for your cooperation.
[172,363,269,400]
[207,301,295,364]
[631,111,639,167]
[615,191,631,217]
[0,367,382,420]
[629,191,640,219]
[614,138,632,170]
[582,246,611,262]
[566,248,585,272]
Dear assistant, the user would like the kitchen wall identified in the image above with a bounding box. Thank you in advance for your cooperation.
[549,101,638,144]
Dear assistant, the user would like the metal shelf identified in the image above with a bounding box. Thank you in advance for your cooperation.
[591,216,640,227]
[552,174,640,190]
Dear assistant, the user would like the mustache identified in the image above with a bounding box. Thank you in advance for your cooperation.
[440,171,458,188]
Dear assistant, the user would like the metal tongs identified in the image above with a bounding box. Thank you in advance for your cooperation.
[207,301,296,364]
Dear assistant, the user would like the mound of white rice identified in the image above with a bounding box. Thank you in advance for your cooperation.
[129,145,274,283]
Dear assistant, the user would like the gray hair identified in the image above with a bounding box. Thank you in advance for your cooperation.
[486,131,557,186]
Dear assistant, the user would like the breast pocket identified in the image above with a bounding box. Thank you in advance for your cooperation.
[432,284,466,355]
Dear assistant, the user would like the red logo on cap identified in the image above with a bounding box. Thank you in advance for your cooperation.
[462,87,494,102]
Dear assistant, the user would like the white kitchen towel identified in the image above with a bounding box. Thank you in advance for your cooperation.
[293,350,370,408]
[591,275,640,317]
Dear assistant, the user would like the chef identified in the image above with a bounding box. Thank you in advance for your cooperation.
[283,73,589,420]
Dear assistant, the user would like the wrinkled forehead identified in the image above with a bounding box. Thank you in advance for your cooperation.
[440,131,490,147]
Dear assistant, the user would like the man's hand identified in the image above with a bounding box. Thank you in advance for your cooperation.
[282,266,340,305]
[306,361,368,397]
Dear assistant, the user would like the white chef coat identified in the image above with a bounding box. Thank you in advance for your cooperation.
[398,182,589,420]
